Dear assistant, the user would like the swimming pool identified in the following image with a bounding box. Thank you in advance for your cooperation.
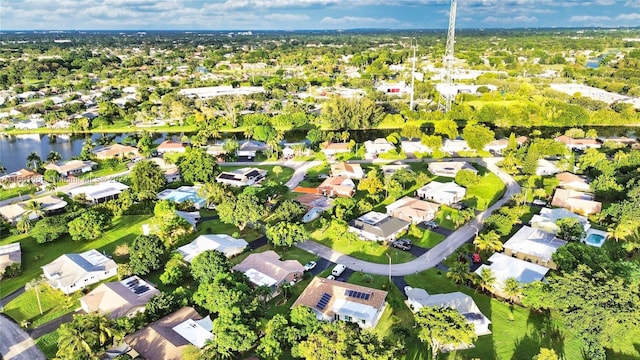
[584,233,606,247]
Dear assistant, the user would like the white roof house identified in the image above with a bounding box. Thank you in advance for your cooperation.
[177,234,248,262]
[44,160,97,177]
[68,181,129,204]
[157,186,206,209]
[405,287,491,336]
[401,141,432,155]
[474,253,549,293]
[0,195,67,225]
[80,276,160,319]
[416,181,466,205]
[215,167,267,187]
[536,159,561,176]
[178,86,265,99]
[502,226,567,269]
[171,317,214,348]
[428,161,477,177]
[42,249,118,294]
[442,139,470,154]
[530,208,589,235]
[363,138,395,156]
[236,140,269,158]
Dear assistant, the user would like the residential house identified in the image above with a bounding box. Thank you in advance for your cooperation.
[44,160,98,177]
[295,193,334,211]
[215,167,267,187]
[0,195,67,225]
[124,307,213,360]
[330,162,364,180]
[555,172,590,192]
[93,144,140,160]
[157,186,206,209]
[400,141,432,156]
[428,161,477,177]
[178,85,265,99]
[68,181,129,204]
[602,137,638,148]
[502,226,567,270]
[405,287,491,336]
[145,158,181,183]
[157,140,187,154]
[386,197,440,224]
[554,135,601,150]
[0,168,43,187]
[551,188,602,215]
[483,136,528,154]
[416,181,466,205]
[536,159,561,176]
[0,243,21,276]
[292,277,388,328]
[442,139,470,154]
[236,139,269,158]
[321,142,350,157]
[42,249,118,294]
[380,163,410,177]
[530,207,589,235]
[80,276,160,319]
[363,138,395,157]
[376,81,410,95]
[348,211,410,242]
[233,251,305,295]
[474,253,549,294]
[177,234,248,262]
[14,118,45,130]
[204,141,226,157]
[317,177,356,198]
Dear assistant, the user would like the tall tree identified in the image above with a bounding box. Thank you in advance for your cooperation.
[473,231,503,253]
[190,250,232,284]
[26,151,42,170]
[462,124,495,151]
[433,119,459,139]
[266,222,307,248]
[197,182,229,209]
[129,235,166,275]
[476,267,496,294]
[446,262,470,286]
[502,277,522,303]
[415,306,477,360]
[177,148,219,183]
[25,277,45,315]
[130,161,167,200]
[46,151,62,164]
[217,192,266,231]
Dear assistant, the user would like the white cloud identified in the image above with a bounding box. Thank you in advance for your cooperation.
[625,0,640,7]
[617,12,640,20]
[264,13,310,21]
[569,15,612,22]
[321,16,400,25]
[484,15,537,23]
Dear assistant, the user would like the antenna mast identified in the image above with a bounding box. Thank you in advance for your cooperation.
[443,0,457,112]
[410,39,417,111]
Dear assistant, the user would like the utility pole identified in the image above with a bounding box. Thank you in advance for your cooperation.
[385,253,392,282]
[409,39,417,111]
[443,0,458,113]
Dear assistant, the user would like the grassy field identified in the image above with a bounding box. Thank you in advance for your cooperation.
[3,284,82,328]
[435,207,460,230]
[35,330,59,359]
[410,229,447,249]
[0,185,38,201]
[0,215,152,296]
[463,168,506,211]
[75,162,129,180]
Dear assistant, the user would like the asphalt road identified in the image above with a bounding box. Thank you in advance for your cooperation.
[0,315,45,360]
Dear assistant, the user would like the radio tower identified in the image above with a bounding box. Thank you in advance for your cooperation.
[409,39,417,111]
[443,0,457,112]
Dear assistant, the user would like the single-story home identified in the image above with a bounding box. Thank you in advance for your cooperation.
[483,136,528,154]
[0,168,43,186]
[364,138,395,156]
[554,135,601,150]
[44,160,98,177]
[536,159,561,176]
[215,167,267,187]
[555,172,590,192]
[177,234,248,262]
[233,251,304,295]
[474,253,549,293]
[42,249,118,294]
[530,207,589,235]
[317,177,356,198]
[295,193,334,211]
[80,276,160,319]
[292,277,388,328]
[330,162,364,180]
[386,197,440,224]
[551,188,602,216]
[416,181,466,205]
[124,307,213,360]
[405,287,491,336]
[68,181,130,204]
[144,158,182,183]
[401,140,432,155]
[236,140,269,158]
[321,142,350,157]
[380,163,411,177]
[93,144,140,160]
[0,195,67,225]
[428,161,477,178]
[157,186,206,209]
[502,226,567,270]
[348,211,411,242]
[157,140,187,154]
[442,139,470,154]
[0,243,21,276]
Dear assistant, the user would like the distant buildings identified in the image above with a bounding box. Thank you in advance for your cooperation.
[428,161,477,177]
[93,144,140,160]
[44,160,97,177]
[178,86,265,100]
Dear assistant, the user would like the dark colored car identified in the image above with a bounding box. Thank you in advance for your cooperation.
[392,239,412,251]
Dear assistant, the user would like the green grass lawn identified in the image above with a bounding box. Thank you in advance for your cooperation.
[435,207,459,230]
[192,218,263,242]
[3,284,82,328]
[76,162,129,180]
[0,185,38,201]
[309,228,415,264]
[35,330,59,359]
[218,164,295,185]
[464,170,506,211]
[0,215,152,297]
[410,229,447,249]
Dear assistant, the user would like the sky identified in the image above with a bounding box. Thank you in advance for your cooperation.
[1,0,640,31]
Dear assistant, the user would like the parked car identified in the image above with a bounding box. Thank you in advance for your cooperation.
[304,261,317,271]
[532,199,547,206]
[327,275,336,280]
[450,203,468,210]
[422,221,439,229]
[332,264,346,276]
[404,286,413,296]
[392,239,412,251]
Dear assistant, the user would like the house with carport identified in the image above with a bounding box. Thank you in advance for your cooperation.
[177,234,248,261]
[233,251,305,296]
[348,211,410,242]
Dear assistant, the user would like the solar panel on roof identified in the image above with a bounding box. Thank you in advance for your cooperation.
[218,173,240,180]
[316,293,332,310]
[344,289,371,300]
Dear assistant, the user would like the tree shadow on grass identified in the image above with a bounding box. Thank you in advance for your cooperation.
[511,311,565,360]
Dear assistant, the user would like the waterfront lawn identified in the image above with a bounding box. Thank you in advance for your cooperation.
[463,171,506,210]
[0,215,152,297]
[4,284,82,328]
[76,161,128,180]
[35,330,59,359]
[0,184,38,201]
[309,228,415,264]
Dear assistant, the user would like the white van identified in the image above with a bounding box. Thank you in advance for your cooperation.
[332,264,347,277]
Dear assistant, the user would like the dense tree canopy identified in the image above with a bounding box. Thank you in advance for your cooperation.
[129,235,166,275]
[130,160,167,200]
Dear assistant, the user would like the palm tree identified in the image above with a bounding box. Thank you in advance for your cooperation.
[503,277,522,304]
[477,267,496,294]
[56,321,99,360]
[473,231,503,253]
[25,277,46,316]
[608,222,635,242]
[16,217,32,234]
[446,262,469,286]
[26,152,42,170]
[46,151,62,164]
[23,200,44,220]
[87,313,121,347]
[272,166,283,180]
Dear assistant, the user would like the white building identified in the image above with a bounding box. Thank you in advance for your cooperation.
[530,208,589,235]
[502,226,567,270]
[216,167,267,187]
[42,249,118,294]
[177,234,248,261]
[68,182,129,204]
[474,253,549,293]
[442,139,470,154]
[416,181,466,205]
[178,86,265,100]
